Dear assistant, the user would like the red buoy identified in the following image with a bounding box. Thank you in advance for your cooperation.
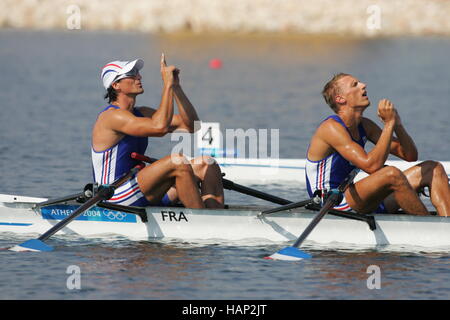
[209,58,223,69]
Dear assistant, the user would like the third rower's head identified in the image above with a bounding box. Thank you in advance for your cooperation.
[101,59,144,103]
[322,73,369,113]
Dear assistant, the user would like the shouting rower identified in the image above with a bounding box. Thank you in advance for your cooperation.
[91,54,224,209]
[305,73,450,216]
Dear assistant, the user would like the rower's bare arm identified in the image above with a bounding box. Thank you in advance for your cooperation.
[138,107,192,133]
[105,107,173,137]
[162,54,199,133]
[157,53,198,133]
[173,84,200,133]
[151,81,176,134]
[142,85,200,133]
[320,121,380,174]
[392,111,418,161]
[363,118,418,162]
[145,55,182,134]
[321,117,395,174]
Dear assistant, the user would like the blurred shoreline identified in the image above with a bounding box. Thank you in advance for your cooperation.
[1,0,450,37]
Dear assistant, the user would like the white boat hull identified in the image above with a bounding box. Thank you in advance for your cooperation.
[145,207,450,248]
[1,194,450,249]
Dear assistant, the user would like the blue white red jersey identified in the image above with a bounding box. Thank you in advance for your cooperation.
[305,115,367,211]
[91,105,151,206]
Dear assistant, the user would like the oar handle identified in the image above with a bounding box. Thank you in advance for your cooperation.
[338,168,360,193]
[131,152,158,164]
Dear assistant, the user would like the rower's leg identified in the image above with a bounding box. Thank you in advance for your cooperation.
[397,161,450,217]
[190,156,225,208]
[345,166,429,215]
[136,154,204,209]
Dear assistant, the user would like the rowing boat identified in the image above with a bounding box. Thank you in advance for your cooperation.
[214,158,450,183]
[1,193,449,249]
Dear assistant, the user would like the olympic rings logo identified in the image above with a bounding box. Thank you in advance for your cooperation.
[102,210,128,221]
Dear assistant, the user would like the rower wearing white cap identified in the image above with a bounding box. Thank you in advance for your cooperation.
[91,54,224,208]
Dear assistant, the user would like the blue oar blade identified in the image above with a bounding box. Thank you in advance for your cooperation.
[264,246,312,261]
[9,239,54,252]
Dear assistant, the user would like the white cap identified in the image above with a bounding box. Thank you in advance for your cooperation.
[100,59,144,89]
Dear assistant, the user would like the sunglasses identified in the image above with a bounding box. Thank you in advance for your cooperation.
[114,69,140,82]
[123,69,140,78]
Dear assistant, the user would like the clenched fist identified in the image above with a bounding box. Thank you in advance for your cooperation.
[377,99,397,125]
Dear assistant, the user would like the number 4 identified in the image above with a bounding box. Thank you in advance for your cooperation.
[202,126,213,145]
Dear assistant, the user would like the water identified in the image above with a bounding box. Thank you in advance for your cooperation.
[1,30,450,300]
[2,235,449,300]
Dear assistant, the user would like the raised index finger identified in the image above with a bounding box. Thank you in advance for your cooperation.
[161,53,167,67]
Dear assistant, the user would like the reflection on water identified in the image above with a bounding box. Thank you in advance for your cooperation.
[77,242,207,298]
[1,234,450,299]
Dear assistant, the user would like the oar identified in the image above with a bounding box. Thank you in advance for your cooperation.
[265,168,359,261]
[9,164,144,252]
[259,198,315,216]
[32,183,96,209]
[130,152,293,205]
[221,179,292,205]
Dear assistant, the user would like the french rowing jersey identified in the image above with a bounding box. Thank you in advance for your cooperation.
[91,105,152,206]
[92,105,148,184]
[305,115,367,211]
